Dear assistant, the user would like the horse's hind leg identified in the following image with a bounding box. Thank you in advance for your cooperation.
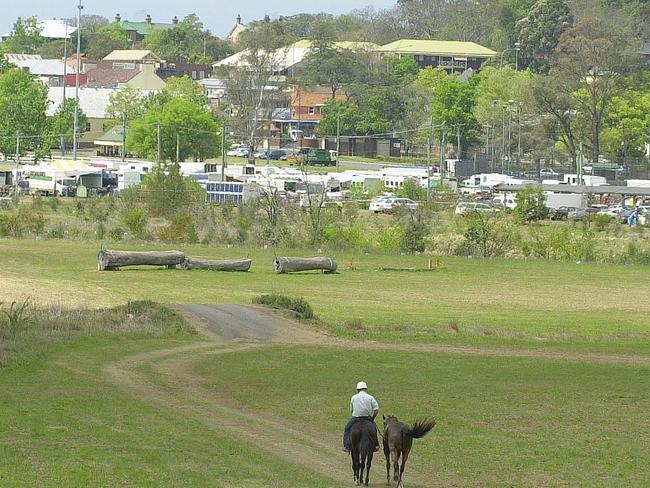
[391,449,400,482]
[397,449,410,488]
[385,448,391,484]
[364,453,373,486]
[359,457,365,487]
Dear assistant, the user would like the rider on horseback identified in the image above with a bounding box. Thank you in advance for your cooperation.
[343,381,380,453]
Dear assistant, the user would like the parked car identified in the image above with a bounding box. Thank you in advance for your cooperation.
[540,168,563,179]
[454,201,500,215]
[369,197,418,213]
[253,150,268,159]
[227,148,249,157]
[568,207,600,220]
[268,150,288,160]
[549,206,569,220]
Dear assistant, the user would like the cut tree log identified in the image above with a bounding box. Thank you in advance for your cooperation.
[181,257,252,271]
[98,250,185,271]
[273,256,337,274]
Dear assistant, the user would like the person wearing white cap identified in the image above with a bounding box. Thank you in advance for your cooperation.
[342,380,380,452]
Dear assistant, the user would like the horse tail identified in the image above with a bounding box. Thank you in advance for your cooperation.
[406,418,437,439]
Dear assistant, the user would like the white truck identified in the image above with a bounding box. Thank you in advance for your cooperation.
[27,173,76,196]
[544,192,587,210]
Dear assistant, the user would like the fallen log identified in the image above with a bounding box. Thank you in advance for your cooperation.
[273,256,337,274]
[181,257,252,271]
[98,249,185,271]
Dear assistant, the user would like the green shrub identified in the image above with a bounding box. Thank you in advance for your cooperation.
[252,294,314,319]
[157,211,198,243]
[108,227,125,241]
[122,208,148,238]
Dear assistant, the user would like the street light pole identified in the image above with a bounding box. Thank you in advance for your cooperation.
[336,112,340,171]
[500,45,521,70]
[72,0,83,161]
[61,21,68,157]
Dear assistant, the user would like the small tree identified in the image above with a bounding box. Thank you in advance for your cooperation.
[514,186,548,222]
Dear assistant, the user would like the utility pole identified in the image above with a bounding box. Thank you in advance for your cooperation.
[176,134,180,163]
[440,121,446,180]
[507,103,513,174]
[221,116,227,180]
[426,117,433,202]
[156,122,161,163]
[121,112,126,161]
[336,112,341,170]
[61,21,68,157]
[501,106,506,174]
[517,103,522,174]
[456,124,461,161]
[72,0,83,161]
[14,132,20,198]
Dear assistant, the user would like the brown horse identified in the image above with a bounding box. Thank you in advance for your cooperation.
[349,418,378,486]
[382,415,436,487]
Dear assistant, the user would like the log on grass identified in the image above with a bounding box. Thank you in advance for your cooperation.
[273,256,337,274]
[98,250,185,271]
[181,257,252,271]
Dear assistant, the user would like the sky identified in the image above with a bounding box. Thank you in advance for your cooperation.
[1,0,396,37]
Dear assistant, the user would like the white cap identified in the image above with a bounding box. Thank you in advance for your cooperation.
[356,381,368,390]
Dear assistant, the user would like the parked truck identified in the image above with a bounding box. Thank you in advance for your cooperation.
[299,148,336,166]
[27,173,76,196]
[544,192,587,210]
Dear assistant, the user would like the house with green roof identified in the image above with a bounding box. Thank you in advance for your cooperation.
[375,39,497,73]
[114,13,178,44]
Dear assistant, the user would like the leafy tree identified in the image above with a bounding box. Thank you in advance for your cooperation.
[515,0,573,73]
[529,73,580,167]
[127,98,221,162]
[84,22,129,60]
[0,68,48,157]
[301,48,365,99]
[48,100,88,150]
[514,186,549,221]
[145,14,228,64]
[318,99,360,136]
[139,163,205,217]
[429,75,481,156]
[553,17,641,164]
[414,67,450,91]
[220,22,290,164]
[388,55,420,84]
[601,89,650,163]
[356,87,406,134]
[106,85,145,123]
[161,76,208,106]
[1,17,44,54]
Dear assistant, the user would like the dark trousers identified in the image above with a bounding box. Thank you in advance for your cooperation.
[343,416,373,449]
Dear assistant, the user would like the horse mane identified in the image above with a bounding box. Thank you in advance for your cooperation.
[406,418,437,439]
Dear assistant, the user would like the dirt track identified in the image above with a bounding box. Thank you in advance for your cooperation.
[104,304,650,488]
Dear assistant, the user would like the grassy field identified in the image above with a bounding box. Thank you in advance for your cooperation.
[194,345,650,486]
[1,239,649,352]
[1,237,649,486]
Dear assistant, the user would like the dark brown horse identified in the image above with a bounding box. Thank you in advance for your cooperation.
[382,415,436,487]
[349,418,378,486]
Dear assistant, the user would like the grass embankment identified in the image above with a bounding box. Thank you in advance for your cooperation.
[1,239,649,353]
[194,345,650,486]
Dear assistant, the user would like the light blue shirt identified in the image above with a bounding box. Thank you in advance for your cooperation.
[350,390,379,417]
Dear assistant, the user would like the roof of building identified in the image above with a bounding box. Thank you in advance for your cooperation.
[47,87,117,119]
[214,40,379,70]
[7,56,76,76]
[376,39,497,57]
[86,68,139,88]
[4,54,42,62]
[120,20,174,36]
[103,50,160,62]
[641,42,650,55]
[94,126,125,146]
[38,19,77,39]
